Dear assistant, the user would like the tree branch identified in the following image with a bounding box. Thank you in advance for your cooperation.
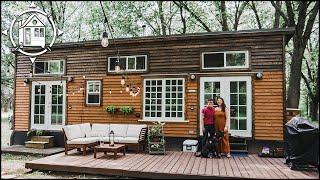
[301,72,315,100]
[285,1,296,27]
[302,1,319,45]
[173,1,212,32]
[271,1,289,26]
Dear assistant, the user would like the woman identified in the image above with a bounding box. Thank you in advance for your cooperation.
[214,97,231,158]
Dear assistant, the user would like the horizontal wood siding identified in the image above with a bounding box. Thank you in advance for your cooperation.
[254,71,284,140]
[14,32,286,140]
[14,78,30,131]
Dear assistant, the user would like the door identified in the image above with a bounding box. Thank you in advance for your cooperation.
[200,76,252,137]
[31,81,66,130]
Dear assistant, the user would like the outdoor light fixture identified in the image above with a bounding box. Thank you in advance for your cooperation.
[23,78,29,86]
[29,70,33,77]
[67,76,74,83]
[101,31,109,47]
[125,85,130,92]
[190,74,196,80]
[256,72,263,79]
[120,75,125,85]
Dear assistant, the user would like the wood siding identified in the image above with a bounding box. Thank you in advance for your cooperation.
[253,71,284,140]
[14,32,287,140]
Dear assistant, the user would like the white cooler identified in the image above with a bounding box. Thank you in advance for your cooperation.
[183,139,198,152]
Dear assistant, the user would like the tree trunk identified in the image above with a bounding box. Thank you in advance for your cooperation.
[179,4,186,34]
[310,61,319,121]
[221,1,229,31]
[287,35,305,108]
[158,1,166,35]
[250,1,262,29]
[273,1,281,28]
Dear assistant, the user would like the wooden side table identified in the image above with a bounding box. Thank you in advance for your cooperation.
[94,144,126,159]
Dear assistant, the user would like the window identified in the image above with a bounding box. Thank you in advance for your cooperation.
[230,81,247,131]
[39,28,44,37]
[34,60,64,75]
[108,55,147,72]
[86,81,101,105]
[25,28,31,45]
[202,51,248,69]
[144,78,185,121]
[34,28,40,37]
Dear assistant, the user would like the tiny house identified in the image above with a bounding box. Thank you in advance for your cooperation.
[18,14,46,47]
[11,28,294,152]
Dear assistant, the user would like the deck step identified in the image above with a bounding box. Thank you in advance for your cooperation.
[31,136,54,143]
[231,149,248,154]
[25,141,53,149]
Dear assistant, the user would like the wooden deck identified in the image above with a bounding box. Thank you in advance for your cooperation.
[25,149,319,179]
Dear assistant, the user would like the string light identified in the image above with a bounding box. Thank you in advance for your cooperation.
[125,85,130,92]
[121,75,125,85]
[109,89,112,94]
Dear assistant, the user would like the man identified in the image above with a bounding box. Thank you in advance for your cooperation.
[196,99,216,156]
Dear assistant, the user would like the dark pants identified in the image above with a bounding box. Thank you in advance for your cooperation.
[198,125,215,152]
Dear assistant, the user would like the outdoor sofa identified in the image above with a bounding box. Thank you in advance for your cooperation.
[62,123,148,155]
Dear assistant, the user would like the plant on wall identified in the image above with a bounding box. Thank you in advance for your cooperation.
[119,106,134,115]
[105,105,117,114]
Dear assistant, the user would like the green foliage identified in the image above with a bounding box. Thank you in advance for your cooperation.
[149,121,165,137]
[27,129,48,138]
[105,105,117,114]
[119,106,134,115]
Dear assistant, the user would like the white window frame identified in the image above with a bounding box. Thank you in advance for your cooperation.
[202,50,249,69]
[34,60,65,75]
[31,81,66,131]
[143,78,185,122]
[200,76,252,137]
[108,55,147,72]
[86,80,101,105]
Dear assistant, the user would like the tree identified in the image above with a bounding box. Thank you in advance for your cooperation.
[301,34,319,121]
[271,1,319,109]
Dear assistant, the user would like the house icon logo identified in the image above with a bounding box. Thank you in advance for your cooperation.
[18,14,46,48]
[2,2,63,63]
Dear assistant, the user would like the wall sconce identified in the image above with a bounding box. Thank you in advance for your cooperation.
[67,76,74,83]
[23,78,30,86]
[190,74,196,80]
[256,72,263,79]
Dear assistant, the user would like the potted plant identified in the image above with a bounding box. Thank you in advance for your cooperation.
[105,105,117,114]
[119,106,134,115]
[149,121,165,141]
[26,129,49,140]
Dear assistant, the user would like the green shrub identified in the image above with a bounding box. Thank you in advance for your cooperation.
[105,105,117,114]
[119,106,134,115]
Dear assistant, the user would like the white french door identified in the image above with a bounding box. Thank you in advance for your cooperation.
[31,81,66,130]
[200,76,252,137]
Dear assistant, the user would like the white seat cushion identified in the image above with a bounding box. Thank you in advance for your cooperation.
[127,124,147,138]
[109,124,128,138]
[79,123,92,137]
[117,137,139,144]
[67,137,98,145]
[63,124,85,140]
[91,124,110,137]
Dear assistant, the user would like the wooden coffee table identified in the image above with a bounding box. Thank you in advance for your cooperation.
[94,144,126,159]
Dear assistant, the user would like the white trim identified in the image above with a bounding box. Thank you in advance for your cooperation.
[200,76,252,137]
[34,60,65,75]
[143,78,185,122]
[86,80,101,105]
[138,119,189,123]
[108,55,147,72]
[31,81,66,130]
[201,50,249,69]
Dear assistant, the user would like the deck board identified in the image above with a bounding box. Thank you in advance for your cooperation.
[25,151,319,179]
